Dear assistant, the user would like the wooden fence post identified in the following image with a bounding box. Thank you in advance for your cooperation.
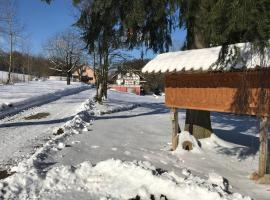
[171,108,179,151]
[258,117,269,177]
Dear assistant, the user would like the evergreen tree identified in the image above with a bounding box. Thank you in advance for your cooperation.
[73,0,176,102]
[75,1,124,101]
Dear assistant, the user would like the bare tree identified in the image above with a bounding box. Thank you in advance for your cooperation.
[0,0,24,84]
[44,29,85,85]
[19,36,32,81]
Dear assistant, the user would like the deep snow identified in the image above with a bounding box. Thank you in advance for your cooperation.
[0,159,252,200]
[0,90,269,199]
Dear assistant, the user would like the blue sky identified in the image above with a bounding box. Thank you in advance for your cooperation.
[16,0,186,58]
[17,0,76,54]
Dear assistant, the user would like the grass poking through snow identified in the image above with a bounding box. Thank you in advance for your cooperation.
[24,112,50,120]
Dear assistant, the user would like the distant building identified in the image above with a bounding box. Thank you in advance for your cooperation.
[110,70,145,95]
[72,65,96,84]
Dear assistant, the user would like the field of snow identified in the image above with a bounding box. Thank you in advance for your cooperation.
[0,90,269,199]
[0,80,90,118]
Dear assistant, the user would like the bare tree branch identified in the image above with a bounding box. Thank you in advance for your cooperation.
[43,28,87,85]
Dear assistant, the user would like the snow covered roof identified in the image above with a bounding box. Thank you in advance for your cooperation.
[142,43,270,73]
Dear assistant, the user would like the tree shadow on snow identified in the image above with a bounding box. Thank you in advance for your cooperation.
[213,128,267,159]
[211,112,270,159]
[211,112,259,132]
[0,116,74,128]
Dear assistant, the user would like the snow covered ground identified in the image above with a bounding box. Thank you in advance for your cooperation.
[0,90,269,199]
[0,87,95,171]
[0,80,90,118]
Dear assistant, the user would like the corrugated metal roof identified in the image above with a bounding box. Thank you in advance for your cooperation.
[142,43,270,73]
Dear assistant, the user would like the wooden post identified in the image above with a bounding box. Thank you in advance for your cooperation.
[258,117,269,177]
[171,108,179,151]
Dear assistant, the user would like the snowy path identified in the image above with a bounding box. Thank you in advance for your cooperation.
[0,88,95,170]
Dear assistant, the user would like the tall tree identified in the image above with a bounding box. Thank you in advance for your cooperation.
[75,1,126,101]
[19,37,32,81]
[44,29,85,85]
[73,0,175,102]
[0,0,24,84]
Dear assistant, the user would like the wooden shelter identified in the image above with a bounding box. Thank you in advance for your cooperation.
[142,43,270,178]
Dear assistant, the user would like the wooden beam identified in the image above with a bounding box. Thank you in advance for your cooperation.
[171,108,179,151]
[258,117,269,177]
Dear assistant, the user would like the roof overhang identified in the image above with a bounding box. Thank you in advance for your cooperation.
[142,43,270,74]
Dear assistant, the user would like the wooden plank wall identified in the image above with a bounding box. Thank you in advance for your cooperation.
[165,70,270,117]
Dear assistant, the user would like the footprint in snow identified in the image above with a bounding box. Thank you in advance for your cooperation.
[91,145,99,149]
[111,147,117,151]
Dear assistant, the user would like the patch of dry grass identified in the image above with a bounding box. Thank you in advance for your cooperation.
[24,112,50,120]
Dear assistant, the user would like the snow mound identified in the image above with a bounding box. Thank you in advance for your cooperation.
[64,99,138,133]
[64,99,95,133]
[57,142,65,150]
[206,134,240,148]
[94,101,139,116]
[0,159,251,200]
[208,172,231,192]
[175,131,202,153]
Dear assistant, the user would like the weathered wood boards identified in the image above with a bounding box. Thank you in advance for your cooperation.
[165,69,270,117]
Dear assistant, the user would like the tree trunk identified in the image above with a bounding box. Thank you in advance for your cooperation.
[67,71,71,85]
[95,49,104,103]
[95,80,101,103]
[184,17,213,139]
[6,33,13,84]
[184,110,212,139]
[95,48,109,102]
[103,51,109,99]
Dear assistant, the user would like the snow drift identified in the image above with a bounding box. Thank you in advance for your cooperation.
[0,159,251,200]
